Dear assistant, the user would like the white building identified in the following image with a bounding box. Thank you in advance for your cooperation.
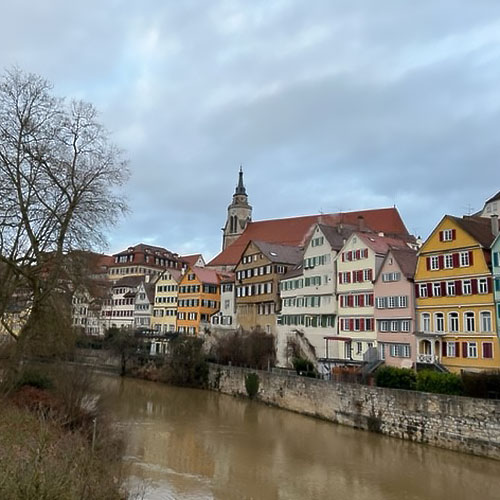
[211,273,236,329]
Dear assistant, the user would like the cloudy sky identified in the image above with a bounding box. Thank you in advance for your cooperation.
[1,1,499,260]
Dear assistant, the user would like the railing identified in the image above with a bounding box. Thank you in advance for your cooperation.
[417,353,438,364]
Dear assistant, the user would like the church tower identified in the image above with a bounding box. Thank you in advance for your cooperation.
[222,167,252,250]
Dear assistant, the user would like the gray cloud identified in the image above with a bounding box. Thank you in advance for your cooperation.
[1,1,499,259]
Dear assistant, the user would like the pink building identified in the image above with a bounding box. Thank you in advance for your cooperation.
[374,248,417,368]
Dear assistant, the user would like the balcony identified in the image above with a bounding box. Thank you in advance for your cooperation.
[417,353,439,364]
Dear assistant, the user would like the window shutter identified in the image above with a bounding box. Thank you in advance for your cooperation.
[469,251,474,266]
[442,342,447,357]
[368,294,374,306]
[415,284,420,298]
[349,319,354,331]
[451,229,456,240]
[462,342,468,358]
[483,342,493,359]
[348,251,352,261]
[359,270,364,282]
[487,277,493,293]
[427,283,433,297]
[426,257,431,270]
[339,273,343,284]
[441,281,447,296]
[364,249,368,258]
[348,295,353,307]
[360,318,365,331]
[347,272,351,283]
[439,231,444,242]
[359,294,365,307]
[438,255,444,269]
[471,279,478,295]
[455,280,462,295]
[494,252,499,268]
[342,252,345,262]
[452,253,460,268]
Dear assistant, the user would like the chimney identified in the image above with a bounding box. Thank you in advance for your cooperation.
[492,215,499,236]
[357,215,365,231]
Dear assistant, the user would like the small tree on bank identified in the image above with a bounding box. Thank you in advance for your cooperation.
[0,68,128,358]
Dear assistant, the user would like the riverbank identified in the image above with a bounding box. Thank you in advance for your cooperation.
[74,348,500,460]
[209,363,500,460]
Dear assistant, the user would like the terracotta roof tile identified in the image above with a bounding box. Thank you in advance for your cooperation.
[209,207,410,267]
[356,232,411,254]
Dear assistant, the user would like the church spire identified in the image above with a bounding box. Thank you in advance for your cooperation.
[235,165,246,195]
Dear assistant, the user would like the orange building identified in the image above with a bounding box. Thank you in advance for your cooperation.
[177,267,221,335]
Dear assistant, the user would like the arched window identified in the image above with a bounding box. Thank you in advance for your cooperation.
[421,313,431,333]
[480,311,492,332]
[464,312,475,332]
[448,312,459,332]
[435,312,444,332]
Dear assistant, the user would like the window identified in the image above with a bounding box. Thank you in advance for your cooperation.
[382,272,401,282]
[446,281,455,296]
[422,313,431,333]
[391,320,399,332]
[446,342,457,357]
[464,312,475,332]
[419,284,428,298]
[388,296,396,308]
[356,342,363,355]
[460,252,470,267]
[480,311,492,332]
[432,283,441,297]
[462,280,472,295]
[430,256,439,270]
[435,313,444,332]
[390,344,411,358]
[380,320,389,332]
[478,278,488,294]
[467,342,478,358]
[401,320,410,332]
[441,229,454,242]
[449,312,459,332]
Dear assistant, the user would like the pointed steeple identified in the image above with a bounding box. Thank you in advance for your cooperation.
[235,165,246,195]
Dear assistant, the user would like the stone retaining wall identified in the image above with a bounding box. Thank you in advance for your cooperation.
[209,364,500,460]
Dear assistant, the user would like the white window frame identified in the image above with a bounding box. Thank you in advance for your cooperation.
[435,312,444,332]
[467,342,478,358]
[446,342,456,357]
[442,229,454,242]
[448,312,459,333]
[464,311,475,332]
[460,251,470,267]
[480,311,492,333]
[430,256,439,270]
[478,278,488,294]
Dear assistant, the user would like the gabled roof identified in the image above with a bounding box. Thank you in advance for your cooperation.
[189,266,220,285]
[485,191,500,204]
[159,268,182,283]
[316,223,360,250]
[181,254,205,267]
[219,272,235,283]
[449,215,496,248]
[282,264,304,280]
[144,283,156,303]
[390,248,418,280]
[356,232,410,254]
[209,207,410,266]
[251,241,303,265]
[113,276,144,288]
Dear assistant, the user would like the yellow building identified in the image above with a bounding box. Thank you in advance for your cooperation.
[177,267,220,335]
[151,269,181,334]
[415,215,498,372]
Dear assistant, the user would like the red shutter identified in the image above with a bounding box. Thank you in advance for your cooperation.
[342,252,345,262]
[483,342,493,359]
[359,294,365,307]
[455,342,460,357]
[439,231,444,242]
[426,257,431,270]
[487,277,493,293]
[452,253,460,268]
[364,249,368,258]
[455,280,462,295]
[348,295,354,307]
[359,270,364,282]
[369,294,374,306]
[442,342,447,357]
[339,273,343,284]
[440,281,447,296]
[469,251,474,266]
[368,269,373,281]
[427,283,433,297]
[356,250,360,259]
[462,342,468,358]
[348,251,352,261]
[349,319,354,331]
[347,272,351,283]
[471,279,478,295]
[415,284,420,298]
[360,318,365,331]
[451,229,456,240]
[438,255,444,269]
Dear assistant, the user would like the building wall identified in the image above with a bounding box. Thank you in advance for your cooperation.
[374,255,416,368]
[415,217,499,372]
[492,237,500,336]
[151,273,179,333]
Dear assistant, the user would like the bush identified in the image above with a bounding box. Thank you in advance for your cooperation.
[292,357,317,378]
[416,370,464,396]
[375,366,416,390]
[462,371,500,399]
[16,366,54,390]
[161,336,209,388]
[245,373,260,398]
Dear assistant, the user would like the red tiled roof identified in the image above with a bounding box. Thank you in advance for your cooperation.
[356,232,410,254]
[190,266,220,285]
[209,208,410,267]
[180,254,204,266]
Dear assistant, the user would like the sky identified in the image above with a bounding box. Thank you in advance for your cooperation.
[1,1,499,261]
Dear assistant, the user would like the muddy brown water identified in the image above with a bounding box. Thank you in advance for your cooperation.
[96,374,500,500]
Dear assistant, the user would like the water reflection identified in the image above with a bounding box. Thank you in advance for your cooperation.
[98,374,500,500]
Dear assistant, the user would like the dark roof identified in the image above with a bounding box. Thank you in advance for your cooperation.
[485,191,500,204]
[144,283,156,303]
[317,223,360,250]
[159,268,182,282]
[180,254,205,267]
[113,276,144,288]
[390,248,418,279]
[208,207,411,267]
[252,241,303,265]
[449,215,496,247]
[282,264,304,280]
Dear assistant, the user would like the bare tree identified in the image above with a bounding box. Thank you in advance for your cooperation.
[0,68,128,351]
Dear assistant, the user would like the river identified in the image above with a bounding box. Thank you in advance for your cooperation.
[97,374,500,500]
